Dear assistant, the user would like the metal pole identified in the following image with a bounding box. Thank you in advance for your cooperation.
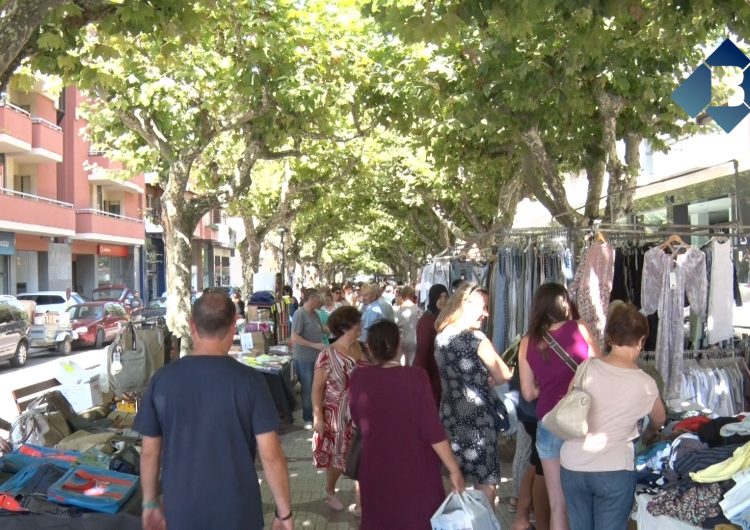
[280,229,286,287]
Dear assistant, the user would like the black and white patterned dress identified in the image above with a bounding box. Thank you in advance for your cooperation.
[435,327,506,485]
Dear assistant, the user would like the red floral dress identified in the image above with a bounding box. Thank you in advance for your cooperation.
[312,347,359,469]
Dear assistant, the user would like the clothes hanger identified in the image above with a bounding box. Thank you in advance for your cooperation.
[658,233,687,254]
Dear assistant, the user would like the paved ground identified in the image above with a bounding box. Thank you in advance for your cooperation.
[257,402,518,529]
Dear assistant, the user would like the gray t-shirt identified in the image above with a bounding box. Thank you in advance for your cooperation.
[291,307,323,362]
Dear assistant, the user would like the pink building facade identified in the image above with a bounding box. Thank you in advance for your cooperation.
[0,83,145,297]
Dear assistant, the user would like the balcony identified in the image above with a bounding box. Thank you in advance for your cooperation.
[0,102,32,153]
[10,118,63,163]
[213,224,236,249]
[87,151,144,194]
[0,188,75,236]
[75,209,145,245]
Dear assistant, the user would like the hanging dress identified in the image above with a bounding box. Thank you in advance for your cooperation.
[641,246,707,398]
[570,242,615,352]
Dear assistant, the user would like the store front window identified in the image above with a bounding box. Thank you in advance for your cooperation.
[97,255,134,288]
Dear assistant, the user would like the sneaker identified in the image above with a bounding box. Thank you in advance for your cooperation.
[326,494,344,511]
[304,422,313,430]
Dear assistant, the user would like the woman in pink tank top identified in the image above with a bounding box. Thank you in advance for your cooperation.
[518,283,600,530]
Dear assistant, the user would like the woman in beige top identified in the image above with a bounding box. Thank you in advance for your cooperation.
[560,302,666,530]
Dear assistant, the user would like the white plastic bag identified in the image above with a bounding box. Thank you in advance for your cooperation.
[431,490,502,530]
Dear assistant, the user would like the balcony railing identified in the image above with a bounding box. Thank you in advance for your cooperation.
[76,208,143,223]
[31,117,62,133]
[0,100,31,118]
[0,187,73,208]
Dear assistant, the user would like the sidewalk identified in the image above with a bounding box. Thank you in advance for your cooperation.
[257,404,518,529]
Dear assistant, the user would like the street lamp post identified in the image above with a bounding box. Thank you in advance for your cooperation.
[279,228,288,287]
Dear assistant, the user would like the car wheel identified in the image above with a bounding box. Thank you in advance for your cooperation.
[95,329,105,349]
[10,340,28,368]
[57,337,73,355]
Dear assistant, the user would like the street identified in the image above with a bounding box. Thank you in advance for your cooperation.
[0,345,109,425]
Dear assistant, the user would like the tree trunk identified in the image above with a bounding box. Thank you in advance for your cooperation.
[605,133,642,221]
[161,185,198,357]
[239,217,263,300]
[520,130,585,228]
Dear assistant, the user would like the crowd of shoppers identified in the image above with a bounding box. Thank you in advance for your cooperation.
[132,279,665,530]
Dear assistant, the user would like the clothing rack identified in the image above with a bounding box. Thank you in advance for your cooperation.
[641,347,750,362]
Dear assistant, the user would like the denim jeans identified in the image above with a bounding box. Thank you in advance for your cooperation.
[294,359,316,422]
[561,467,636,530]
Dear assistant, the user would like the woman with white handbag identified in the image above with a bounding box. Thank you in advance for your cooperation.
[559,303,666,530]
[518,283,600,530]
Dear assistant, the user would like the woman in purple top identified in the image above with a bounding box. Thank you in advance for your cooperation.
[350,320,465,530]
[518,283,600,530]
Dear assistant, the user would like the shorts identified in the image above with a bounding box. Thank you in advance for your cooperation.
[536,421,564,460]
[522,421,543,476]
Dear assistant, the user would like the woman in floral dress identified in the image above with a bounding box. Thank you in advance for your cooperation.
[435,283,513,506]
[311,305,363,511]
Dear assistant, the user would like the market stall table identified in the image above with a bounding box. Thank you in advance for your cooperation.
[231,353,296,423]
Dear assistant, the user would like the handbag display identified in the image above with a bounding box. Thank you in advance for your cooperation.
[540,331,592,440]
[108,323,164,397]
[344,428,361,480]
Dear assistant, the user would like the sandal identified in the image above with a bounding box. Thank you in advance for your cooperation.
[508,496,518,513]
[326,494,344,511]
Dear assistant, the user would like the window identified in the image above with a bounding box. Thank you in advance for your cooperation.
[0,301,13,325]
[211,209,221,224]
[14,175,31,194]
[96,185,104,210]
[103,200,121,215]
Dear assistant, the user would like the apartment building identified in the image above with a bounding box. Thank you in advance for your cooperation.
[0,81,145,297]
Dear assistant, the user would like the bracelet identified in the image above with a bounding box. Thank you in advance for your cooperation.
[274,508,293,521]
[142,500,160,510]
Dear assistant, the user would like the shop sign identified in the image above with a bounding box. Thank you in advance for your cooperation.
[0,232,14,256]
[97,244,129,257]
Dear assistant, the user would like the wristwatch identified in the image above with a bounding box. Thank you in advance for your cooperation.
[275,508,293,521]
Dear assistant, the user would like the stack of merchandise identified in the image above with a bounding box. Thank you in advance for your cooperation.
[634,414,750,529]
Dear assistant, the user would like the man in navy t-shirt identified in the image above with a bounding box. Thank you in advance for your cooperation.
[135,292,293,530]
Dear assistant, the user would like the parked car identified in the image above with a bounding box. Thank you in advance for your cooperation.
[68,301,130,348]
[141,297,167,324]
[92,285,142,317]
[0,297,31,367]
[16,291,85,314]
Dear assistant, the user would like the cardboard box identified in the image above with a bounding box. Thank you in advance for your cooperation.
[240,331,267,355]
[58,376,103,413]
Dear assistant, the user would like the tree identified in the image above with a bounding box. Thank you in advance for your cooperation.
[0,1,197,89]
[366,0,750,227]
[43,0,378,352]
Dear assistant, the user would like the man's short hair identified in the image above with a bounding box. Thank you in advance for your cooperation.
[301,288,319,304]
[192,292,236,338]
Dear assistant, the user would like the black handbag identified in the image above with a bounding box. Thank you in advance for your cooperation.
[344,428,361,480]
[509,369,538,424]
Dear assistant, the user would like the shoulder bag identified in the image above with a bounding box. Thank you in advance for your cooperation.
[344,428,361,479]
[540,331,592,440]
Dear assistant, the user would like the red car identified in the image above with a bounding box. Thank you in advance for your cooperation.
[68,301,130,348]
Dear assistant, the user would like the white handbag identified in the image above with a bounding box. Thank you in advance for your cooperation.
[542,358,592,440]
